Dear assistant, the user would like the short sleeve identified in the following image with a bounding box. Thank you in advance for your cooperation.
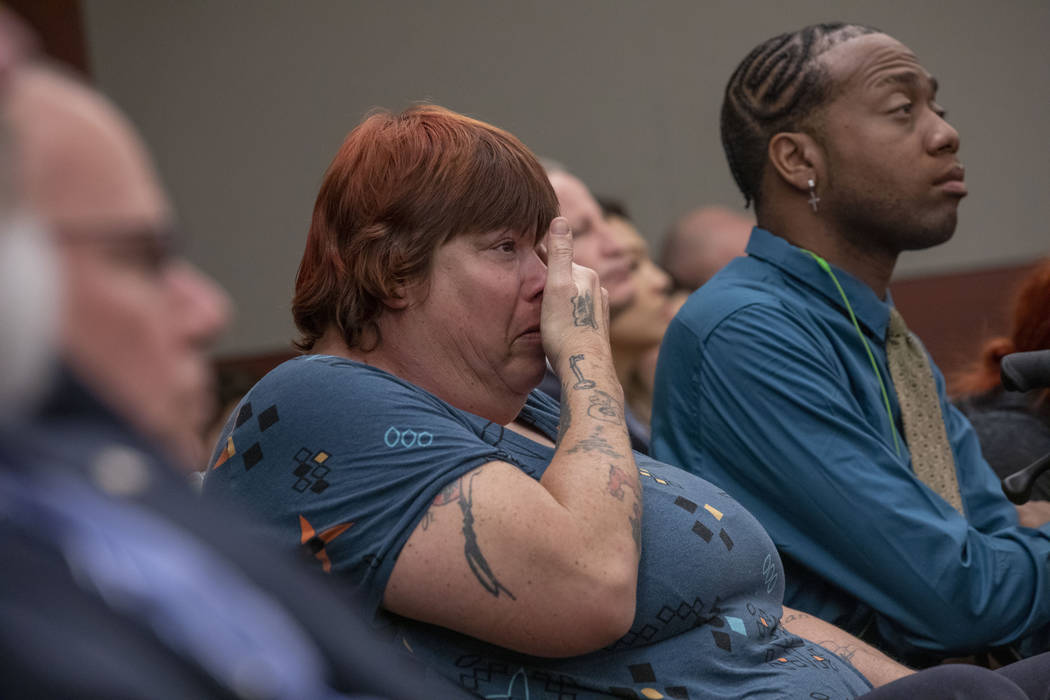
[203,356,504,618]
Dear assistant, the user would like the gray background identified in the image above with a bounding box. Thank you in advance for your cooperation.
[82,0,1050,355]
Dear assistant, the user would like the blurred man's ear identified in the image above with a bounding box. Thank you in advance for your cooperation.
[0,212,60,419]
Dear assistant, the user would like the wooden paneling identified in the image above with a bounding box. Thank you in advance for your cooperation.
[891,262,1037,394]
[6,0,89,77]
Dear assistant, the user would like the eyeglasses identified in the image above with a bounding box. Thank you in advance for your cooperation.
[52,223,183,276]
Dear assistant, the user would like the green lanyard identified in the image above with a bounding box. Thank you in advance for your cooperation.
[802,249,902,457]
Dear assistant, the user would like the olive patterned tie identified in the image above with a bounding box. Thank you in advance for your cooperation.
[885,308,965,514]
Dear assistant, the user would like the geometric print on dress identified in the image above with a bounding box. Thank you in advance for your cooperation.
[607,596,720,652]
[452,657,585,699]
[209,401,280,471]
[609,662,690,699]
[674,496,733,551]
[298,513,353,573]
[290,447,332,494]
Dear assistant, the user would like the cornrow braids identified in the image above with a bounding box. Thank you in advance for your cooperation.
[721,22,879,210]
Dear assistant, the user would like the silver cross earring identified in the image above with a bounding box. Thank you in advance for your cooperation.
[807,178,820,213]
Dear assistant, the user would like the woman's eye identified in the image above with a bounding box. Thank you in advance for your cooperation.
[894,102,913,115]
[498,241,516,253]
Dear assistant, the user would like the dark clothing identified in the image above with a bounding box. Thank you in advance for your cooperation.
[955,389,1050,501]
[0,369,465,700]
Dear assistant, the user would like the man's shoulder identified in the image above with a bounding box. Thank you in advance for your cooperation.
[675,258,807,340]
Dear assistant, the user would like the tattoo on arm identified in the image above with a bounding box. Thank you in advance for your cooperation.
[569,353,596,389]
[565,426,624,458]
[817,642,858,662]
[606,464,643,551]
[459,474,516,599]
[557,398,572,443]
[422,473,516,599]
[587,390,624,423]
[420,479,462,530]
[571,292,598,329]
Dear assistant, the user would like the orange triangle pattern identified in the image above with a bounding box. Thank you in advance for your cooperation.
[298,514,355,573]
[211,435,236,470]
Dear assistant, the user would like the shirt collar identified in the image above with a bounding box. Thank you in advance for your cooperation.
[746,227,893,341]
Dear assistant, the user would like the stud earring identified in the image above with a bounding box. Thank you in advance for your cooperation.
[807,178,820,213]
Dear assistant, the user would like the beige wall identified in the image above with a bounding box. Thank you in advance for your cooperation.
[83,0,1050,354]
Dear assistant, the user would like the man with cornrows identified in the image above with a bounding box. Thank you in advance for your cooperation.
[652,23,1050,666]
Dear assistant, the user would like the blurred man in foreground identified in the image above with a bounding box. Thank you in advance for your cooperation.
[0,15,462,699]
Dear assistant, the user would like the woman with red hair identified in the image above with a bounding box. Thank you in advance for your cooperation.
[955,260,1050,501]
[204,105,1050,698]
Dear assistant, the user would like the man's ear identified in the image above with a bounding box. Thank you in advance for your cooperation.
[768,131,823,193]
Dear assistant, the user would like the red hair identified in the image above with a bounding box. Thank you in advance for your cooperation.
[954,259,1050,399]
[293,105,558,351]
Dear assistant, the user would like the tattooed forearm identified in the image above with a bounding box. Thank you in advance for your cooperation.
[607,464,643,552]
[565,426,624,458]
[459,473,516,600]
[568,353,596,389]
[557,398,572,443]
[571,292,598,329]
[587,390,624,423]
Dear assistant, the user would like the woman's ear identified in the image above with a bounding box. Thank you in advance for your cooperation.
[768,131,823,193]
[383,276,426,310]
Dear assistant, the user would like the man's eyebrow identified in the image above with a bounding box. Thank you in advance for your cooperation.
[876,71,938,95]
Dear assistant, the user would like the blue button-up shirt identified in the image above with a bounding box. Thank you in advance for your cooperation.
[651,227,1050,660]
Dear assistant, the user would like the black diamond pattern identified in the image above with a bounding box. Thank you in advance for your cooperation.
[258,404,279,431]
[628,663,655,683]
[242,442,263,470]
[235,402,253,427]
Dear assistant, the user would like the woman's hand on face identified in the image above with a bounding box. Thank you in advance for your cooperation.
[540,217,611,368]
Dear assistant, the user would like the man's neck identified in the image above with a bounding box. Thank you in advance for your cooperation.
[758,210,897,299]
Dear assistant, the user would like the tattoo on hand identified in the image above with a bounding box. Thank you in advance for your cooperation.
[569,353,596,390]
[607,464,643,552]
[571,292,598,329]
[587,390,624,423]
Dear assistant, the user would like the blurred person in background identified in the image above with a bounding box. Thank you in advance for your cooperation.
[660,204,752,292]
[600,198,682,430]
[954,259,1050,502]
